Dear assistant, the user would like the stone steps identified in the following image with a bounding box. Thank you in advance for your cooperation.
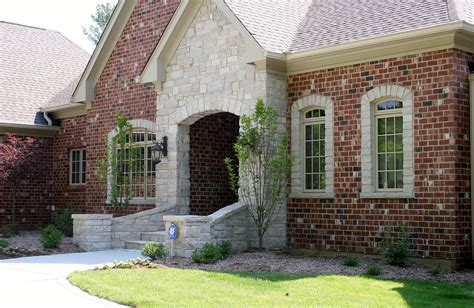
[125,240,154,250]
[140,231,167,242]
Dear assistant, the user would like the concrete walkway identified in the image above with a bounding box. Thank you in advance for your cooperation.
[0,250,142,308]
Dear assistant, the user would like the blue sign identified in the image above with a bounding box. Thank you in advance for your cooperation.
[168,223,177,240]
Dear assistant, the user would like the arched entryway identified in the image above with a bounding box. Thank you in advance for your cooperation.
[189,112,239,215]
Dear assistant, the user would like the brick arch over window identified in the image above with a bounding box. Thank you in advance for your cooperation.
[291,95,334,198]
[360,85,414,198]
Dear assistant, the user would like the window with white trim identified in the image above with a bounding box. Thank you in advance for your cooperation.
[70,149,86,185]
[116,128,156,200]
[375,100,403,190]
[303,109,326,191]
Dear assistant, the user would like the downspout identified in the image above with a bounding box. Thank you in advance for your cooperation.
[43,112,53,126]
[468,60,474,261]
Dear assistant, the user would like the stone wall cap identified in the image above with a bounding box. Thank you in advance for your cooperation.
[71,214,113,219]
[163,215,211,223]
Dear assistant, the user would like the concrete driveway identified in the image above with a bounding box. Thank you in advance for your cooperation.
[0,250,142,308]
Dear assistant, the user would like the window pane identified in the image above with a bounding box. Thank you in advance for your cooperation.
[305,158,312,173]
[305,142,312,157]
[395,153,403,170]
[312,141,319,157]
[396,171,403,188]
[312,125,319,140]
[305,125,312,140]
[377,102,386,111]
[386,135,395,152]
[386,117,394,134]
[377,118,385,135]
[378,154,386,170]
[378,172,386,189]
[395,134,403,151]
[387,172,395,188]
[387,153,395,170]
[320,124,325,139]
[378,136,386,153]
[313,158,319,172]
[395,117,403,133]
[305,174,312,190]
[312,174,320,190]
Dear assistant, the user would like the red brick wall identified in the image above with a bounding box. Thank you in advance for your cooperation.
[0,136,53,228]
[84,0,180,215]
[51,115,87,213]
[189,112,239,215]
[287,48,473,267]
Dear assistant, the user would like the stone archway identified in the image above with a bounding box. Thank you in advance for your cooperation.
[189,112,239,215]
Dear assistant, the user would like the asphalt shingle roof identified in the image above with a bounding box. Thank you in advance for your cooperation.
[225,0,474,53]
[0,21,89,126]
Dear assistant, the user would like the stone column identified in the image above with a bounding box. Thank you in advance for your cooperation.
[72,214,113,251]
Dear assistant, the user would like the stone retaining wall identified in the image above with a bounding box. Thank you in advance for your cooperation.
[72,214,113,251]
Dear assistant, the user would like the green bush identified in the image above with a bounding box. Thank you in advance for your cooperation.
[41,225,63,249]
[343,256,359,267]
[53,208,74,237]
[192,241,232,264]
[0,240,9,248]
[0,224,21,237]
[427,265,442,277]
[366,265,381,276]
[142,243,166,260]
[219,240,232,259]
[382,223,411,266]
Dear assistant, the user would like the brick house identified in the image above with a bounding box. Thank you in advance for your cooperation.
[1,0,474,268]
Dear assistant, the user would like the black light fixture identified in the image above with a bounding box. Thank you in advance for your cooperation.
[151,136,168,164]
[468,61,474,74]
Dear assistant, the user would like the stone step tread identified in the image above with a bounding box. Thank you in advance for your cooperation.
[141,231,166,235]
[126,240,164,244]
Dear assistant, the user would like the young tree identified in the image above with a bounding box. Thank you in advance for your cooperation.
[82,2,116,45]
[0,134,45,225]
[225,99,292,250]
[97,113,140,212]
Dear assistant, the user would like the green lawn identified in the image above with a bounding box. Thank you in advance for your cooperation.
[68,268,474,308]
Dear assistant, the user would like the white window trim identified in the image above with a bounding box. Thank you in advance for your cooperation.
[291,95,334,198]
[69,148,86,186]
[106,119,157,204]
[361,85,414,199]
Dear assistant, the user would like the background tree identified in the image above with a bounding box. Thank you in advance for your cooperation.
[82,2,116,45]
[225,99,292,250]
[0,134,45,226]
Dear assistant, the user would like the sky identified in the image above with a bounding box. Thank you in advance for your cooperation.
[0,0,117,54]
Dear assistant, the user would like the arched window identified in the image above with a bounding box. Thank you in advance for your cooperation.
[360,85,414,198]
[303,108,326,190]
[291,95,334,198]
[107,119,157,204]
[117,128,157,200]
[375,100,403,190]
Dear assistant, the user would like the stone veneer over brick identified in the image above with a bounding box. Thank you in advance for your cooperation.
[287,48,472,268]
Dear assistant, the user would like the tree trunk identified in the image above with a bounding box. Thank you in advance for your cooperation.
[258,234,263,251]
[11,185,16,225]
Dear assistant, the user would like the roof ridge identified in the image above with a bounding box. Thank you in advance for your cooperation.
[446,0,467,22]
[0,20,50,31]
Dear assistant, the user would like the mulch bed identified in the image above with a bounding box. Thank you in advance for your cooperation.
[0,230,82,259]
[147,251,474,284]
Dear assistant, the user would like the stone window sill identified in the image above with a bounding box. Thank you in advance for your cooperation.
[360,191,414,199]
[291,191,335,199]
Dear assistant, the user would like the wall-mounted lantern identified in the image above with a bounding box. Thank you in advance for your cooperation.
[151,136,168,164]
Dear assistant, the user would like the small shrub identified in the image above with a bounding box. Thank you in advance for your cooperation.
[142,243,166,260]
[0,240,9,248]
[192,241,233,264]
[219,240,232,259]
[343,256,359,267]
[53,208,73,237]
[41,225,63,249]
[427,265,442,277]
[0,224,21,237]
[367,265,381,276]
[382,223,411,266]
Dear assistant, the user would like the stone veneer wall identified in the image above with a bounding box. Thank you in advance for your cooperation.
[287,48,472,268]
[154,0,288,248]
[189,112,239,215]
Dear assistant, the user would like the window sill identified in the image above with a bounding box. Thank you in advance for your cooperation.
[360,191,414,199]
[105,199,156,205]
[291,191,335,199]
